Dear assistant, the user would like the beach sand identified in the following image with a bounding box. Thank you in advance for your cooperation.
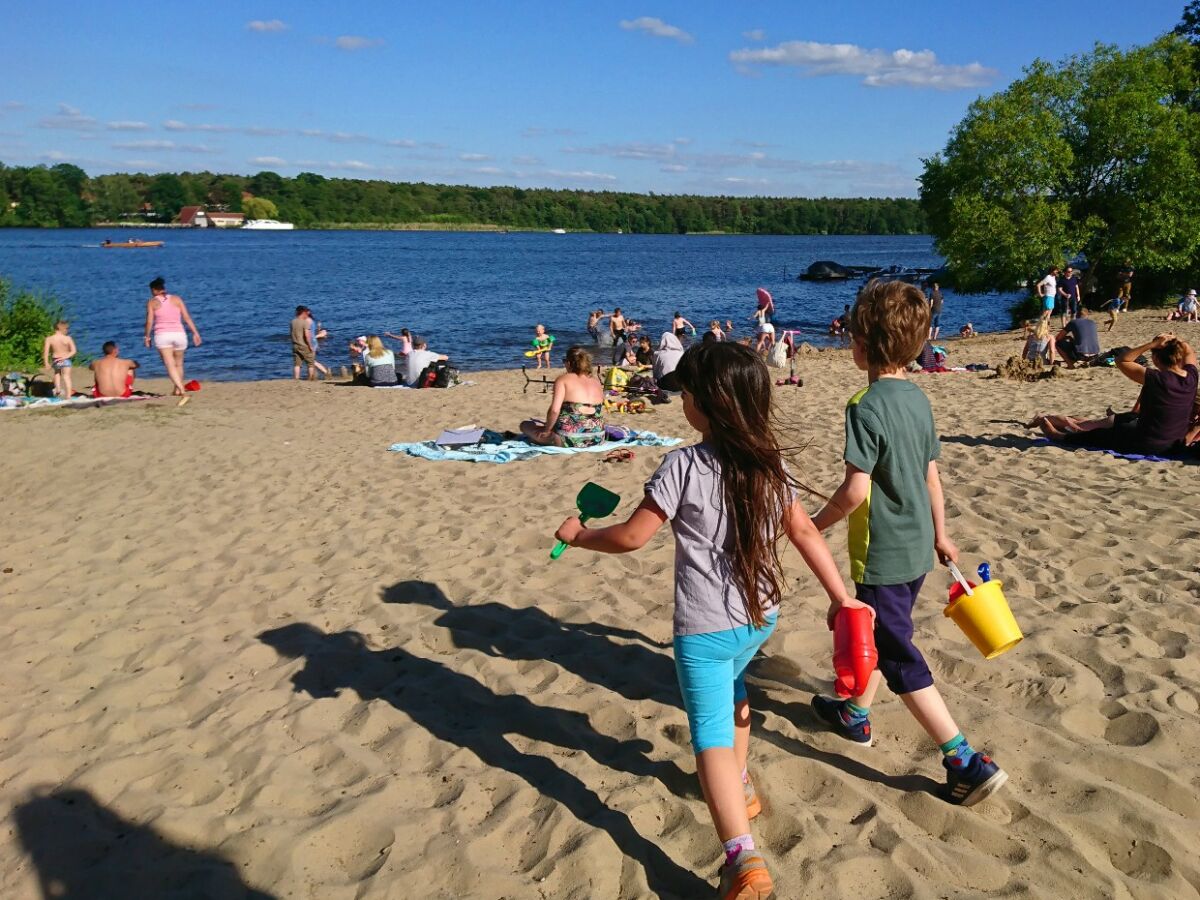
[1,311,1198,898]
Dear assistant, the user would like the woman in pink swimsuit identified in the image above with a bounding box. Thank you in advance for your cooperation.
[143,276,202,404]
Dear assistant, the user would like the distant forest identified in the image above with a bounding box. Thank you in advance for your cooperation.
[0,162,927,234]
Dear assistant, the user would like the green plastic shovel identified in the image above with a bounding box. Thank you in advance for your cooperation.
[550,482,621,560]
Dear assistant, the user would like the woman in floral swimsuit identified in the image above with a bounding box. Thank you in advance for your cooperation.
[520,345,606,447]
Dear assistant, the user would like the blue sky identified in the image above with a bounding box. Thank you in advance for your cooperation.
[0,1,1185,197]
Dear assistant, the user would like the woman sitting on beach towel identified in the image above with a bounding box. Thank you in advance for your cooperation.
[520,345,605,447]
[1034,334,1198,454]
[362,335,398,386]
[654,332,685,392]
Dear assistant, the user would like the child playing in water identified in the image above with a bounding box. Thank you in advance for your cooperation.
[810,279,1007,808]
[42,320,77,399]
[556,341,866,898]
[531,324,554,369]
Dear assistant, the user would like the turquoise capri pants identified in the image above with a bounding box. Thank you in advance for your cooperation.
[672,614,778,753]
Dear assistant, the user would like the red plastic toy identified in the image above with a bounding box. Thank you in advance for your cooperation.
[833,606,878,698]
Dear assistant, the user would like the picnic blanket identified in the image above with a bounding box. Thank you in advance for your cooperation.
[1034,437,1198,462]
[389,430,682,463]
[0,394,159,412]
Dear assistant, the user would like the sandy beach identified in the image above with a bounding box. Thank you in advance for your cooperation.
[1,311,1198,899]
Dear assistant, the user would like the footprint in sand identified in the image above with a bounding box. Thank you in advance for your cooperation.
[1103,710,1161,746]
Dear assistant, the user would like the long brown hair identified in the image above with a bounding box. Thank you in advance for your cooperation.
[674,342,807,626]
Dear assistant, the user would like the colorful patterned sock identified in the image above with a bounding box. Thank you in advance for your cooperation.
[840,700,870,725]
[723,833,755,866]
[940,733,977,766]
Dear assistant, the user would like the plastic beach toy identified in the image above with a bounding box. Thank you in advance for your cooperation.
[944,561,1023,659]
[183,380,201,392]
[833,606,877,698]
[756,287,772,306]
[524,335,557,357]
[550,482,620,560]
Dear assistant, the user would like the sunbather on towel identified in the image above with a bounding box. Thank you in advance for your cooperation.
[90,341,139,398]
[520,346,606,447]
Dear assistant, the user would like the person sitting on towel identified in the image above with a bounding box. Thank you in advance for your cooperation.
[90,341,139,398]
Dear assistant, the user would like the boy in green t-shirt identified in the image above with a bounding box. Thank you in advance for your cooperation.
[812,279,1007,807]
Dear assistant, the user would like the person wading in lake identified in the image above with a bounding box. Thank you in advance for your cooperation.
[143,277,201,406]
[610,307,629,365]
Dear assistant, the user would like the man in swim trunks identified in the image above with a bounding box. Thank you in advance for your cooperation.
[42,320,77,399]
[1037,266,1060,324]
[90,341,140,398]
[610,307,628,365]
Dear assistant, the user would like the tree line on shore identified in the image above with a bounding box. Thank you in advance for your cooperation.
[0,163,925,235]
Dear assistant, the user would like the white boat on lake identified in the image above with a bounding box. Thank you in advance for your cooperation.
[243,219,295,231]
[551,228,566,234]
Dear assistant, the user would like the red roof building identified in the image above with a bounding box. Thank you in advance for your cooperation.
[178,206,208,227]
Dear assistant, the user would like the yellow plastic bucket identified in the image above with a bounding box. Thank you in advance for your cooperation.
[943,580,1023,659]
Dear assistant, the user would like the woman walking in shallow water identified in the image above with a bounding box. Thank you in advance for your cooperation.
[143,276,201,406]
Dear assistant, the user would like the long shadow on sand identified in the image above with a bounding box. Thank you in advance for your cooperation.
[940,433,1044,452]
[258,622,709,898]
[14,787,275,900]
[382,579,681,710]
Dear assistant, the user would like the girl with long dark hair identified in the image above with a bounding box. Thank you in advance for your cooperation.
[555,341,867,898]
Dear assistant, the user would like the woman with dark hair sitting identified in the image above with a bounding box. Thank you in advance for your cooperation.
[520,346,606,447]
[1036,333,1198,454]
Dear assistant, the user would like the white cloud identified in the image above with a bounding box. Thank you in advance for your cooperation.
[472,166,504,175]
[459,152,491,161]
[619,17,693,44]
[41,149,74,161]
[661,163,688,173]
[3,101,26,111]
[251,156,289,167]
[113,140,175,150]
[112,139,219,153]
[729,41,996,90]
[512,154,542,165]
[743,29,765,41]
[106,120,150,131]
[334,35,385,51]
[544,169,617,183]
[247,19,288,32]
[38,103,98,131]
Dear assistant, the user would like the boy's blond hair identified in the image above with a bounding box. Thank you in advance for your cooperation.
[850,280,930,370]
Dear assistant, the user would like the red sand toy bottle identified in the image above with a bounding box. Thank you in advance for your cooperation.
[833,607,878,698]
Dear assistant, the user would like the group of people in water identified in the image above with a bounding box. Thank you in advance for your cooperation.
[39,276,201,405]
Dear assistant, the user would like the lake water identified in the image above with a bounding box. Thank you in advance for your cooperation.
[0,230,1019,381]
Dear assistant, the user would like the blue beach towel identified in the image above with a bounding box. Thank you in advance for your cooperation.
[1034,437,1197,463]
[389,430,682,463]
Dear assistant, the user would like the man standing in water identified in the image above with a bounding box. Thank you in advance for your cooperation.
[609,307,628,365]
[291,306,329,381]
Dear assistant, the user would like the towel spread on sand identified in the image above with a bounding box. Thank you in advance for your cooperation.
[0,394,159,412]
[1035,437,1199,463]
[388,430,682,463]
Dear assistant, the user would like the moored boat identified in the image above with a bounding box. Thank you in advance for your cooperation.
[242,219,295,231]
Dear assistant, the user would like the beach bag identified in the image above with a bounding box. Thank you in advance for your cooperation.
[418,360,451,388]
[604,367,630,390]
[434,365,459,388]
[767,341,788,369]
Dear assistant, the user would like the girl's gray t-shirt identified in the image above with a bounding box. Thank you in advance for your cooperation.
[646,443,781,636]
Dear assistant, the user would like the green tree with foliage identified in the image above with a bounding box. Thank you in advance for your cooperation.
[147,173,187,221]
[920,36,1200,297]
[0,278,66,371]
[92,174,141,222]
[242,196,279,220]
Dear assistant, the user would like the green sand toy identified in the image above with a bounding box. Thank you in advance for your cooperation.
[550,482,620,560]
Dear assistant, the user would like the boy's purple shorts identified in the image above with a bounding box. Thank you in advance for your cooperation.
[856,576,934,695]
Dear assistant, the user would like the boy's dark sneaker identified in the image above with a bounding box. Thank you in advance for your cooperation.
[942,752,1008,807]
[810,696,873,747]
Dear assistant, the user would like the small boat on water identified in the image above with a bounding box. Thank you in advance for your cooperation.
[551,228,567,234]
[101,239,164,248]
[242,219,295,231]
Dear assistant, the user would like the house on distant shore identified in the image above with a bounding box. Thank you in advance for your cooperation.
[178,206,209,227]
[207,212,245,228]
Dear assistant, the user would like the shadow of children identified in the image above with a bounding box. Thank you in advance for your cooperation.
[258,622,709,898]
[382,579,681,709]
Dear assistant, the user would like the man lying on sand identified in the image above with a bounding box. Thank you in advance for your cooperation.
[89,341,139,398]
